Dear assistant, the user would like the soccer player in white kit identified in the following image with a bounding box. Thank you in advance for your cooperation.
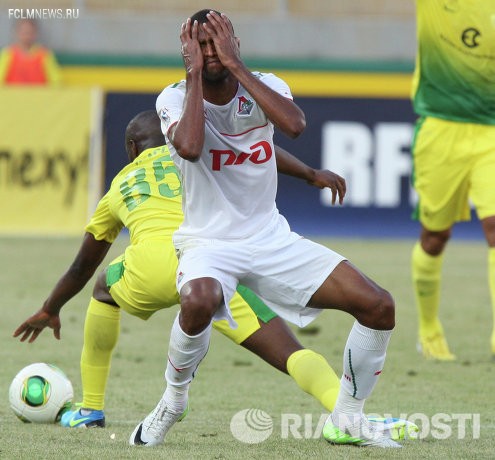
[130,10,401,448]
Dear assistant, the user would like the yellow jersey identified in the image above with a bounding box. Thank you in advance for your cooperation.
[85,145,183,244]
[412,0,495,124]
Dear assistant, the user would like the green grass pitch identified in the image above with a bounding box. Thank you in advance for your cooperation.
[1,236,493,459]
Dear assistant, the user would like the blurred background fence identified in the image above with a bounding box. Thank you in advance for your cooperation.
[0,0,416,61]
[0,1,483,238]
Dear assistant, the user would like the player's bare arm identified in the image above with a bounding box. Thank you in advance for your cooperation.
[275,145,346,205]
[13,233,111,343]
[169,18,205,161]
[204,11,306,139]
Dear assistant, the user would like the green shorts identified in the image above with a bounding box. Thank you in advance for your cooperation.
[412,116,495,230]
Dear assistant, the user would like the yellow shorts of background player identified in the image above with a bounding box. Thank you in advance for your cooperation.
[106,238,276,344]
[411,116,495,231]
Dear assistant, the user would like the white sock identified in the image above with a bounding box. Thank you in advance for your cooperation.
[164,312,211,391]
[331,390,364,426]
[163,383,190,414]
[333,321,392,424]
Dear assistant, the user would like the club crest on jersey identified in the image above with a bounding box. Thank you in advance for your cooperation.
[237,96,254,116]
[159,108,170,124]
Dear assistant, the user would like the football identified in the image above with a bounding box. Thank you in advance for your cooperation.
[9,362,74,423]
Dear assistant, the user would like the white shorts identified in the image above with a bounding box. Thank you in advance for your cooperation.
[174,215,346,328]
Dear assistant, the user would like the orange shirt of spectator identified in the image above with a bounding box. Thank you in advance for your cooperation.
[0,18,61,85]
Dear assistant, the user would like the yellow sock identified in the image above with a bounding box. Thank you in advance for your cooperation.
[412,242,444,336]
[286,349,340,412]
[488,249,495,353]
[80,297,120,410]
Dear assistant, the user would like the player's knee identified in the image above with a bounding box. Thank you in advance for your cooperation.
[368,289,395,330]
[421,228,451,255]
[179,280,222,334]
[180,296,219,334]
[92,271,116,305]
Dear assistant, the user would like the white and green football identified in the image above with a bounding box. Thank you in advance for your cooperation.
[9,363,73,423]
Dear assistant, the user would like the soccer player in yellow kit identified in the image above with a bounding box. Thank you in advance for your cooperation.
[411,0,495,360]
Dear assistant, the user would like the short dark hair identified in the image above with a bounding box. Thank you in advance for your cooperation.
[125,110,162,149]
[190,9,235,34]
[190,9,221,24]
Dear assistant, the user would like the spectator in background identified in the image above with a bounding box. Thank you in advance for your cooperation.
[0,18,61,85]
[411,0,495,361]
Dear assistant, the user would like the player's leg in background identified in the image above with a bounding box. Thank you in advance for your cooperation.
[410,116,471,361]
[480,215,495,356]
[225,285,341,412]
[471,127,495,355]
[412,226,455,361]
[241,318,340,412]
[61,269,120,428]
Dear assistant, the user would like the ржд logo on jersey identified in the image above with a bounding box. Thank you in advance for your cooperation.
[237,96,254,116]
[210,141,272,171]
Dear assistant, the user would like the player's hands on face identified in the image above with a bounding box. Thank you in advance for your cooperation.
[13,309,61,343]
[309,170,347,205]
[202,11,240,69]
[180,18,203,74]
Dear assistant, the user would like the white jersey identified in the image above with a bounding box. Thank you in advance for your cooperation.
[156,72,293,241]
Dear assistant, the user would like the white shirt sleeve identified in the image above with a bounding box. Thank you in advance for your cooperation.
[258,72,293,100]
[156,83,185,137]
